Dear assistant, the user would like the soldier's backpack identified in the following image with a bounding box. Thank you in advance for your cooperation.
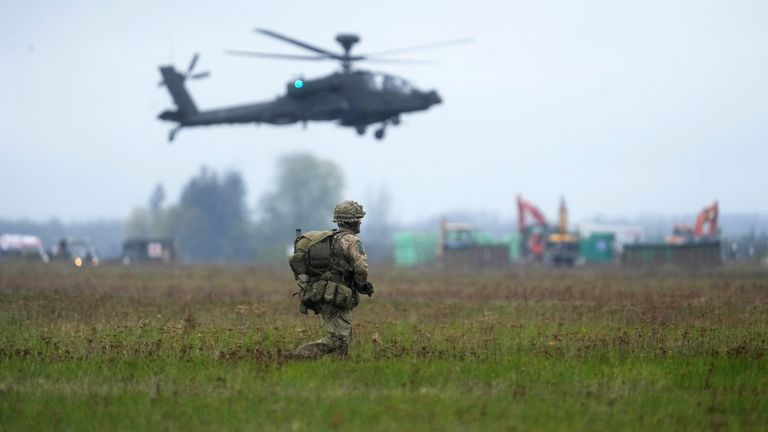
[289,230,358,311]
[289,230,335,279]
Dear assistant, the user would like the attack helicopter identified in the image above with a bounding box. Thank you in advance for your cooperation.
[157,29,468,141]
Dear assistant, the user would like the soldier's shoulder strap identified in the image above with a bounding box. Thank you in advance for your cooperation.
[335,231,366,257]
[294,229,335,253]
[333,230,360,247]
[304,229,335,243]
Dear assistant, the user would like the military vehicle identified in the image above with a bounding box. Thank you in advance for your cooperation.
[121,238,177,265]
[49,238,99,267]
[158,29,468,141]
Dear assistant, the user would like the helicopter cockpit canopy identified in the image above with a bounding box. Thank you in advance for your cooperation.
[367,73,415,95]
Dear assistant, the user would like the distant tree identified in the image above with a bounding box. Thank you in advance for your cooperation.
[255,153,345,260]
[148,183,166,233]
[174,167,252,262]
[153,204,182,240]
[124,207,150,238]
[362,187,393,262]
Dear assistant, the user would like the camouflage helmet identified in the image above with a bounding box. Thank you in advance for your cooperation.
[333,200,366,223]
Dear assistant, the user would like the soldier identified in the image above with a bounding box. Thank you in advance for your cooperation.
[285,200,374,359]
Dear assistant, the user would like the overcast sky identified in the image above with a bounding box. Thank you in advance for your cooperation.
[1,0,766,224]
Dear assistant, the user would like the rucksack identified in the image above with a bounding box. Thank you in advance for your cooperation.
[289,230,336,279]
[289,229,359,311]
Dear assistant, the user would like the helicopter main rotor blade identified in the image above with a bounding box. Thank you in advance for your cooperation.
[356,57,437,65]
[225,49,328,61]
[254,28,341,59]
[189,71,210,79]
[362,38,473,57]
[187,53,200,75]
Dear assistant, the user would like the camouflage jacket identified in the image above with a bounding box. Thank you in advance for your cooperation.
[332,227,368,287]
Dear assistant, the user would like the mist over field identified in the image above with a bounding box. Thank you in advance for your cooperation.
[2,0,767,225]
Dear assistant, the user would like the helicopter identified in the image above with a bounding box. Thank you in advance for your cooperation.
[157,29,468,141]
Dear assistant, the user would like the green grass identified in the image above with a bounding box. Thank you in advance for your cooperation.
[0,263,766,431]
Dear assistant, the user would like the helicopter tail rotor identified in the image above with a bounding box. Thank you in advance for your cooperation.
[158,53,211,86]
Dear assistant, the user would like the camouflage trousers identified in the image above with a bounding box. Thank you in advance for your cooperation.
[288,303,352,359]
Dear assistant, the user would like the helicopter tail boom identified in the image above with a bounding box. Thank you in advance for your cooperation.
[159,66,198,115]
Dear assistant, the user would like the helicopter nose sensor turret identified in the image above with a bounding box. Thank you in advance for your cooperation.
[424,90,442,106]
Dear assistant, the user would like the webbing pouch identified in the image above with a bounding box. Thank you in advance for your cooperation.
[323,281,336,303]
[320,281,354,310]
[310,280,328,303]
[333,283,355,310]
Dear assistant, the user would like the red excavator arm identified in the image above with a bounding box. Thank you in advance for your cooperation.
[517,195,548,258]
[517,195,547,233]
[693,201,718,238]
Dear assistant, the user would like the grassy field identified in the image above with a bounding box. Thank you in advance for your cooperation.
[0,262,766,431]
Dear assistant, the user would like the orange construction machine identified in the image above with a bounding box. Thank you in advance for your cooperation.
[666,201,719,245]
[517,196,548,258]
[623,201,721,269]
[517,195,580,266]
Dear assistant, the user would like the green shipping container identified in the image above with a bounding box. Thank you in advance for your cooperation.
[580,232,615,263]
[393,232,439,267]
[393,231,520,266]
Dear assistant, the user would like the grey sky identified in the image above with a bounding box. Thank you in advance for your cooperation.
[1,0,766,224]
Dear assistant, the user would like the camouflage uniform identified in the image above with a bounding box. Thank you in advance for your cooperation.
[287,201,370,359]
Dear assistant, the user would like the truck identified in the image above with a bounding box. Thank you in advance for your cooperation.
[438,219,510,268]
[0,234,50,262]
[49,238,99,267]
[121,238,177,265]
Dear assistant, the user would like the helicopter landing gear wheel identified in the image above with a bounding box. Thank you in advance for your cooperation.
[355,125,366,136]
[168,126,181,142]
[374,120,388,140]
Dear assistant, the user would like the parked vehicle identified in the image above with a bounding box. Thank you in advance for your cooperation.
[49,238,99,267]
[121,238,177,265]
[0,234,49,262]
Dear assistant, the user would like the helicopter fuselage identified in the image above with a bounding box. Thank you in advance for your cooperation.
[158,67,441,140]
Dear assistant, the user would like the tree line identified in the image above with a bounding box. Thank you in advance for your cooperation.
[125,152,391,263]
